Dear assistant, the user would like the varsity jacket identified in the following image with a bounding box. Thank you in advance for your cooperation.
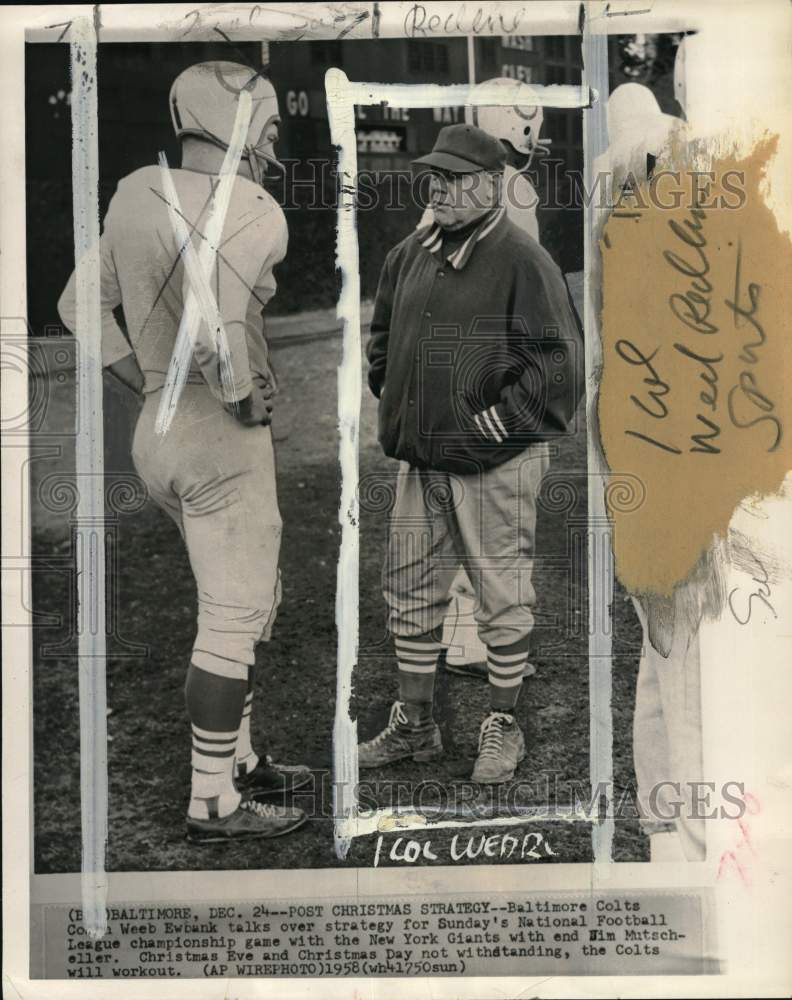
[367,209,584,474]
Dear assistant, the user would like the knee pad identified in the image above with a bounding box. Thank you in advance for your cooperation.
[191,583,279,679]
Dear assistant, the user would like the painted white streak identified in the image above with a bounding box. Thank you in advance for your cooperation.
[70,17,108,938]
[26,3,691,44]
[155,90,253,435]
[344,81,590,110]
[156,156,236,410]
[327,69,595,853]
[465,35,476,124]
[582,8,615,870]
[326,68,361,860]
[353,805,591,841]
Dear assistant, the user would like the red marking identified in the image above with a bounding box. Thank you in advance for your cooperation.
[736,817,755,854]
[718,850,751,886]
[718,792,761,886]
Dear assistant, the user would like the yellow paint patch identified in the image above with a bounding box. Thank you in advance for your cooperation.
[599,136,791,595]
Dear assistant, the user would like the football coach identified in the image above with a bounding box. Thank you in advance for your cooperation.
[360,123,584,785]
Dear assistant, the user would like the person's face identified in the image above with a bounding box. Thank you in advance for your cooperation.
[251,116,282,177]
[428,169,500,229]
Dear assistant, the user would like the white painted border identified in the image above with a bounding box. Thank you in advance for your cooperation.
[324,71,598,852]
[325,68,362,860]
[580,3,614,873]
[69,16,110,938]
[22,2,692,44]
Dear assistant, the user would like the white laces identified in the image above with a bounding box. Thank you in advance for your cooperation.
[371,701,409,743]
[477,712,513,758]
[265,755,308,774]
[241,798,288,819]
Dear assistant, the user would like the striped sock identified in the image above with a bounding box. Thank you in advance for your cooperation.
[395,633,442,730]
[190,725,240,819]
[487,640,529,712]
[235,672,259,778]
[185,664,246,820]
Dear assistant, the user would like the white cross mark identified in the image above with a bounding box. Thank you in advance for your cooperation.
[155,88,253,434]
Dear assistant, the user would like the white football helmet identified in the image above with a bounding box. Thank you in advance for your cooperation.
[673,33,706,122]
[606,83,681,149]
[601,83,685,196]
[472,77,551,165]
[170,61,282,182]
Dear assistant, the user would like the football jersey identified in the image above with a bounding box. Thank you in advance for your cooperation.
[58,165,288,403]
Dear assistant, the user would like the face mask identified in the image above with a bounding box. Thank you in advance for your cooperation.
[245,144,285,184]
[244,114,285,185]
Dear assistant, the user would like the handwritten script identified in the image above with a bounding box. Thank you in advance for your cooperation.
[620,208,781,458]
[599,136,792,594]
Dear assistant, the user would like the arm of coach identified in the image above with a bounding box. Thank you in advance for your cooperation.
[366,252,396,400]
[487,248,584,442]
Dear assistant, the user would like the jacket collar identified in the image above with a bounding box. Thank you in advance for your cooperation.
[415,205,506,270]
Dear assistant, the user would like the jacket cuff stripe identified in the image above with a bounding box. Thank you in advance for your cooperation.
[473,413,488,439]
[488,406,508,439]
[481,410,503,443]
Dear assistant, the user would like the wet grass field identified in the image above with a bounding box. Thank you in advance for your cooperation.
[32,330,646,874]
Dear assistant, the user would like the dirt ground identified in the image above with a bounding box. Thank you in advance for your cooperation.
[32,332,647,874]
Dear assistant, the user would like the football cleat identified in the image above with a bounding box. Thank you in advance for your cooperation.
[358,701,443,769]
[186,797,307,844]
[235,755,313,798]
[471,712,526,784]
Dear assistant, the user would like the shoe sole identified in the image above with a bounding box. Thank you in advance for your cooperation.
[358,744,444,769]
[186,812,308,845]
[472,745,527,785]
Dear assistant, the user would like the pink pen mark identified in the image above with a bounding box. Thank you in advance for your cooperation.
[717,791,761,887]
[717,850,750,886]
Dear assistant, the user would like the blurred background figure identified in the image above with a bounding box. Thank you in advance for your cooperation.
[596,67,704,863]
[594,80,684,200]
[474,76,552,241]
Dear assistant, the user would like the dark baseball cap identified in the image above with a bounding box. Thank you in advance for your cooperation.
[413,123,507,174]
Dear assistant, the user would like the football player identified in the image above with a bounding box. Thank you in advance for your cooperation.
[58,62,311,844]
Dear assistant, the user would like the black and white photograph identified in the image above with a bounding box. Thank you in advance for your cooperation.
[27,26,695,877]
[28,40,344,873]
[351,36,658,869]
[3,1,792,994]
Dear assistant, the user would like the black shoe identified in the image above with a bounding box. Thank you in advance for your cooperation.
[186,797,307,844]
[443,658,488,680]
[235,755,313,798]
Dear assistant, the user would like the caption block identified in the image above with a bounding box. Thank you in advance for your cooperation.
[33,889,715,979]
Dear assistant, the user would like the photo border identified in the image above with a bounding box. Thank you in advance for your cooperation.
[324,70,600,855]
[5,4,791,998]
